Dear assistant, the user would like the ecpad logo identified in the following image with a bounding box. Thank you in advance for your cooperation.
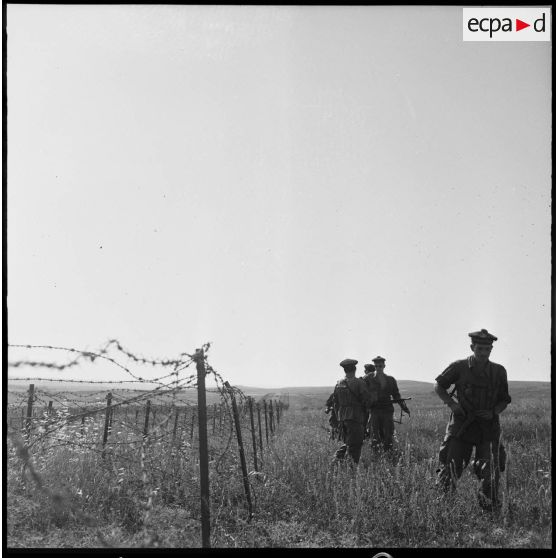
[463,8,551,41]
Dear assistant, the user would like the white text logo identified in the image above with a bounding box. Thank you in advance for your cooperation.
[463,8,551,41]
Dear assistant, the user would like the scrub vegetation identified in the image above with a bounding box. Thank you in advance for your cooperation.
[6,381,552,549]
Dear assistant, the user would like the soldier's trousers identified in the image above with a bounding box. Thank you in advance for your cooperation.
[437,435,501,505]
[335,420,365,464]
[370,409,394,450]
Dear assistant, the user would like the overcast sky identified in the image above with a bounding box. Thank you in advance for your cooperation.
[7,5,552,388]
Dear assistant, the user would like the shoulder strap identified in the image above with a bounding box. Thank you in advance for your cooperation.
[340,378,364,404]
[347,382,363,403]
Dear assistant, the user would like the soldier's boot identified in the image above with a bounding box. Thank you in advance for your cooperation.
[436,463,457,494]
[477,491,501,512]
[335,445,347,461]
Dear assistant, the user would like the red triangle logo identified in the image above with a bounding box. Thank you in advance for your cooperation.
[516,19,530,31]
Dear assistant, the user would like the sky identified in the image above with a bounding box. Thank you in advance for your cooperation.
[6,5,552,388]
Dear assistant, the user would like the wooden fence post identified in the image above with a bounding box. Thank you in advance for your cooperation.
[108,406,114,434]
[194,349,211,548]
[256,403,263,459]
[47,400,53,416]
[212,403,216,434]
[143,400,151,439]
[102,392,112,459]
[269,400,274,434]
[248,397,258,472]
[25,384,35,443]
[172,408,180,443]
[225,382,253,521]
[263,400,269,445]
[190,408,196,442]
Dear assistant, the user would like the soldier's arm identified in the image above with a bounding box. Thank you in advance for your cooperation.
[434,362,465,415]
[434,382,464,415]
[392,378,409,413]
[493,367,511,415]
[358,379,374,408]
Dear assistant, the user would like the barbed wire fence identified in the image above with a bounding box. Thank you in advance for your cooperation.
[7,341,289,549]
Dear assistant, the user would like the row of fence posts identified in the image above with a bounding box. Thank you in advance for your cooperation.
[15,372,287,548]
[16,385,284,458]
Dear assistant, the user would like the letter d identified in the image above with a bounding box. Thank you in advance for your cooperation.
[534,13,545,32]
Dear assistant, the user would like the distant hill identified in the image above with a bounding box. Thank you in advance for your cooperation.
[7,380,550,410]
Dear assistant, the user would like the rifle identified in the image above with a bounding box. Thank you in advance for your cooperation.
[391,397,412,405]
[392,398,411,423]
[452,396,479,439]
[324,399,340,439]
[370,397,412,407]
[369,398,412,424]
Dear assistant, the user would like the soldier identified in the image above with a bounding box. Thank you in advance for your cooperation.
[368,356,409,451]
[434,329,511,511]
[324,391,340,440]
[332,358,372,465]
[362,363,376,382]
[361,364,376,437]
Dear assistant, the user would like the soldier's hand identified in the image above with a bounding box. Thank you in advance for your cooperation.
[475,409,494,420]
[450,401,465,416]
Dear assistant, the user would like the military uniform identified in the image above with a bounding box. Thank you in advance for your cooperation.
[361,364,376,436]
[332,359,372,464]
[435,329,511,508]
[366,357,405,451]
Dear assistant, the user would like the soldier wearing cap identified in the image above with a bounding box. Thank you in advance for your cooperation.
[331,358,373,464]
[361,364,377,437]
[434,329,511,510]
[367,356,409,451]
[363,363,376,378]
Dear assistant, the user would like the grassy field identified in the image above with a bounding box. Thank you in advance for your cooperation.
[6,381,552,548]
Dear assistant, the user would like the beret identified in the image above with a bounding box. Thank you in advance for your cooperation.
[468,329,498,344]
[339,358,358,367]
[372,356,386,363]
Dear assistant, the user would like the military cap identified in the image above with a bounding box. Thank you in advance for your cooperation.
[468,329,498,345]
[372,356,386,363]
[339,358,358,368]
[364,363,376,372]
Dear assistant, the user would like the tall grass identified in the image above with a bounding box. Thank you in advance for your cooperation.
[7,390,552,548]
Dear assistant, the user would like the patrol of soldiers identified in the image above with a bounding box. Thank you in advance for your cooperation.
[325,328,511,511]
